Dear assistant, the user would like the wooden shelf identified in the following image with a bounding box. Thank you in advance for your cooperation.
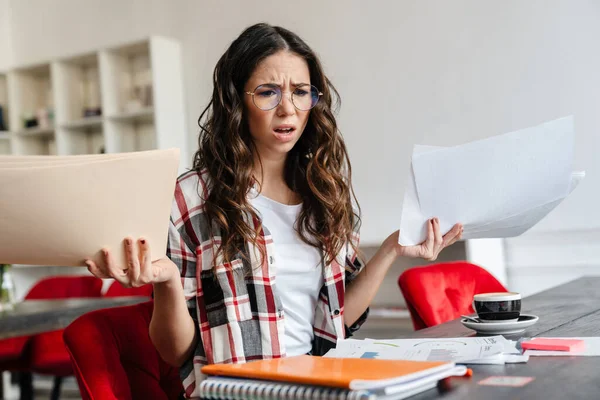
[60,116,103,131]
[107,107,154,123]
[16,127,54,137]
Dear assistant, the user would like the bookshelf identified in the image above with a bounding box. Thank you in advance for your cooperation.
[1,36,187,168]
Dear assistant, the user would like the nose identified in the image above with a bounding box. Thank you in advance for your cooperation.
[276,91,295,116]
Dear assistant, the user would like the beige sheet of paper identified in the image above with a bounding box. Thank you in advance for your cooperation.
[0,148,180,267]
[0,148,161,166]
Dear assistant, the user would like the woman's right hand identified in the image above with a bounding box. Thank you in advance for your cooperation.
[84,237,178,288]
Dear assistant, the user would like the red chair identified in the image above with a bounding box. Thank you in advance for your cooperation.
[0,337,29,393]
[63,301,183,400]
[398,261,508,330]
[0,275,103,400]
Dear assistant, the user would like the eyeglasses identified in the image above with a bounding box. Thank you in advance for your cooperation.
[245,83,323,111]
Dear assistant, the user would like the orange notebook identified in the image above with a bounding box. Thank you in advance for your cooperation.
[201,355,466,391]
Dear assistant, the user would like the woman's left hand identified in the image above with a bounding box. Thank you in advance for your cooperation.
[385,218,463,261]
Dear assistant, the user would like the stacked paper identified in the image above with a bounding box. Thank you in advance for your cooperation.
[399,116,585,245]
[0,148,180,267]
[326,336,528,365]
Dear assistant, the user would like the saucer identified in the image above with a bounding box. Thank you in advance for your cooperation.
[461,314,539,335]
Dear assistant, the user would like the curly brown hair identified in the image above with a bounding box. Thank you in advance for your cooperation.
[193,23,360,267]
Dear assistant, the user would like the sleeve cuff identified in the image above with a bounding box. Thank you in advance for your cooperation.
[344,306,369,338]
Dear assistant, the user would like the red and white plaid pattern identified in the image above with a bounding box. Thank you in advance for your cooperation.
[167,170,368,399]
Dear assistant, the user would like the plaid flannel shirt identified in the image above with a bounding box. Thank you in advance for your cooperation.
[167,170,369,399]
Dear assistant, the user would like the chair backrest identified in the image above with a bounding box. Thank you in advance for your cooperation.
[398,261,508,330]
[63,301,182,400]
[104,281,153,298]
[26,275,103,300]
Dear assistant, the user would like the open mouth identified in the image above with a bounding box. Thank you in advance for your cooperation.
[274,127,295,134]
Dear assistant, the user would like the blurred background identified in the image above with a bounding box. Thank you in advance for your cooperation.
[0,1,599,398]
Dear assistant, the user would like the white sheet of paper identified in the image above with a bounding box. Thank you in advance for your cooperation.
[462,171,584,237]
[398,146,444,245]
[0,148,180,267]
[399,157,583,244]
[399,117,581,245]
[325,336,509,364]
[412,116,574,225]
[523,337,600,356]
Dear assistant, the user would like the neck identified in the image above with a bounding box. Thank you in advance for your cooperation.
[252,151,287,188]
[252,151,301,205]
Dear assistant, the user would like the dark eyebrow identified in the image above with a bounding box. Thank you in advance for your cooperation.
[257,81,310,88]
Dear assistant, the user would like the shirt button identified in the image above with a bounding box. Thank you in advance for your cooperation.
[333,309,340,316]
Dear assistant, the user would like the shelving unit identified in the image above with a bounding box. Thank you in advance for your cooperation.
[99,37,185,156]
[52,52,102,155]
[7,62,56,155]
[1,36,187,167]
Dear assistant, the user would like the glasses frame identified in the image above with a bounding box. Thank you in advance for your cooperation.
[245,83,323,111]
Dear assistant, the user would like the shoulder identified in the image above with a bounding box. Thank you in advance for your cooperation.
[170,168,213,226]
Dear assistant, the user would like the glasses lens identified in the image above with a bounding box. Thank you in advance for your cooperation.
[253,84,281,110]
[292,84,320,111]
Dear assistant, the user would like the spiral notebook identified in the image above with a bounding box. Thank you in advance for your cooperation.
[199,355,467,399]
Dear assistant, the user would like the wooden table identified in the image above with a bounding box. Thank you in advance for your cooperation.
[0,296,148,340]
[407,277,600,399]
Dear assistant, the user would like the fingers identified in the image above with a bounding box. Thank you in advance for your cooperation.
[411,219,465,262]
[423,219,463,261]
[445,230,463,248]
[425,218,443,261]
[442,223,463,247]
[103,247,131,287]
[84,237,155,289]
[421,218,435,260]
[136,238,154,285]
[419,218,438,261]
[138,238,149,269]
[84,259,110,279]
[433,218,443,249]
[124,237,141,284]
[126,237,155,287]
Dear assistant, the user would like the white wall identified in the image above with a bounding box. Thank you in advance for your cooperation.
[0,0,13,70]
[4,0,600,295]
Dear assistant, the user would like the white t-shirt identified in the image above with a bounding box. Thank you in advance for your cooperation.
[249,191,323,356]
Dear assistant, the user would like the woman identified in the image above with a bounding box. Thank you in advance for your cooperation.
[85,23,462,398]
